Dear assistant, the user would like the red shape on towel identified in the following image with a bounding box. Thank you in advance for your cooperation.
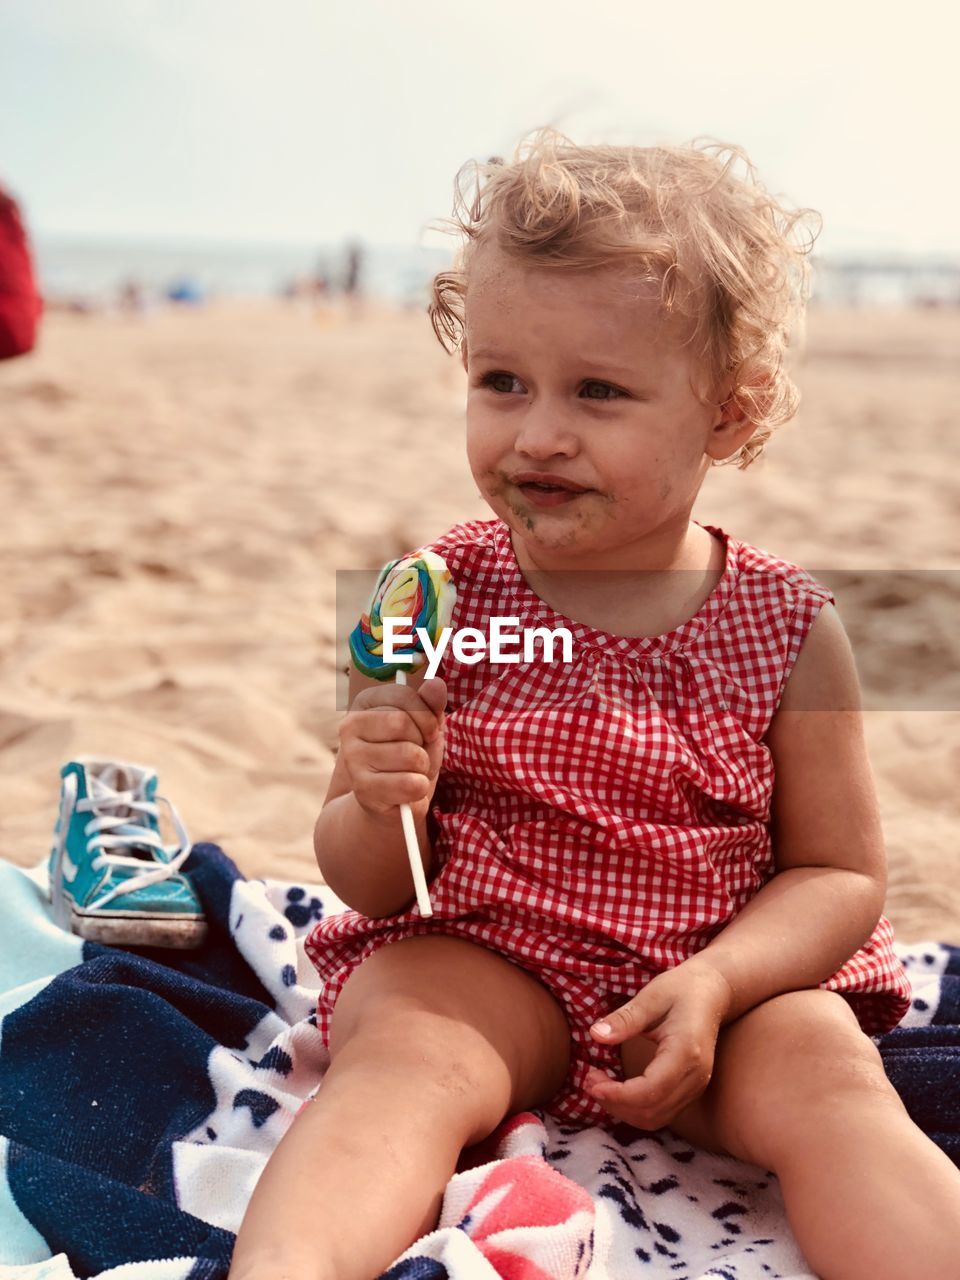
[461,1154,594,1279]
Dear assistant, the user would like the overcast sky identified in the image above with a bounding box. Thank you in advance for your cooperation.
[1,0,957,258]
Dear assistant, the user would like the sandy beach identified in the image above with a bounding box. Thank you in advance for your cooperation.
[1,297,958,943]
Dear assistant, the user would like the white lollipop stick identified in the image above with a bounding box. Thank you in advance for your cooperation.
[352,552,454,918]
[394,667,433,918]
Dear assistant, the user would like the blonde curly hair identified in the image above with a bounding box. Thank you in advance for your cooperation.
[427,126,821,468]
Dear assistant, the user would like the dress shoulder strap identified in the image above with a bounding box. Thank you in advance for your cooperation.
[701,534,838,735]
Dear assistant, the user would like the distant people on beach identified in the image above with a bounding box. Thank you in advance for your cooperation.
[312,254,333,301]
[341,240,363,298]
[165,275,206,306]
[278,241,366,322]
[340,238,365,319]
[0,184,43,359]
[118,278,147,315]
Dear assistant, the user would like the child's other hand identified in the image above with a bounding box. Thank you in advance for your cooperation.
[340,676,447,822]
[585,960,733,1131]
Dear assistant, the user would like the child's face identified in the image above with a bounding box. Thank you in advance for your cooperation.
[462,242,744,567]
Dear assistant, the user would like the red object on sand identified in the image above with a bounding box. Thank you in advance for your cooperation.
[0,186,43,360]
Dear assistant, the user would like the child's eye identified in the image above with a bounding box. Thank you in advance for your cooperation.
[581,381,624,401]
[478,371,522,394]
[476,372,625,400]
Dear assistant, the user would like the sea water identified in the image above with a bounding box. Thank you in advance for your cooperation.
[33,235,960,309]
[33,236,454,309]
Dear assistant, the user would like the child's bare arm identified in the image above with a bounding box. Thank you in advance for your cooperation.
[687,601,886,1021]
[587,602,886,1117]
[314,665,446,919]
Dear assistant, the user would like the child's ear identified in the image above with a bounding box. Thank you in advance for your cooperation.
[706,376,768,461]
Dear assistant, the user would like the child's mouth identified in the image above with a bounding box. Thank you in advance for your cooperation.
[516,481,590,507]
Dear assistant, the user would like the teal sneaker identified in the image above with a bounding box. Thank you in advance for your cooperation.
[48,757,207,948]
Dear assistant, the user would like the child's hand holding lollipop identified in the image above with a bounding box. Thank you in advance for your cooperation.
[345,551,456,916]
[340,676,447,826]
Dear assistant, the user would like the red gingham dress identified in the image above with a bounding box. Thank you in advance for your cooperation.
[305,517,912,1128]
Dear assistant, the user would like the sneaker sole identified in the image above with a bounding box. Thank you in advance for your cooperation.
[54,892,208,949]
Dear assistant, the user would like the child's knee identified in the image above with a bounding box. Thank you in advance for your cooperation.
[325,1010,516,1147]
[339,1004,507,1089]
[697,990,901,1164]
[326,936,572,1141]
[745,990,892,1103]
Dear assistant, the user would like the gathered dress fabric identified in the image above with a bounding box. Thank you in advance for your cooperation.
[305,517,912,1128]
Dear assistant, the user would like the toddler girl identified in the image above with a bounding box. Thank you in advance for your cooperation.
[230,128,960,1280]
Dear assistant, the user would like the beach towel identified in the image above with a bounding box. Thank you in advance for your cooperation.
[0,843,956,1279]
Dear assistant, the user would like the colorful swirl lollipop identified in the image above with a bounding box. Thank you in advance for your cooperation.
[350,550,456,680]
[349,550,457,917]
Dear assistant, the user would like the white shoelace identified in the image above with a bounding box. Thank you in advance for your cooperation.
[51,771,192,918]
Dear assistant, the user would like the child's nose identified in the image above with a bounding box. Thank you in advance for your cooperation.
[514,398,578,455]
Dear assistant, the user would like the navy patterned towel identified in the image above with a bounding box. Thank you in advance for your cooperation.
[0,843,957,1279]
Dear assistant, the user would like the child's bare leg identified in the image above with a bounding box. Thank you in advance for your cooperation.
[647,990,960,1280]
[228,935,571,1280]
